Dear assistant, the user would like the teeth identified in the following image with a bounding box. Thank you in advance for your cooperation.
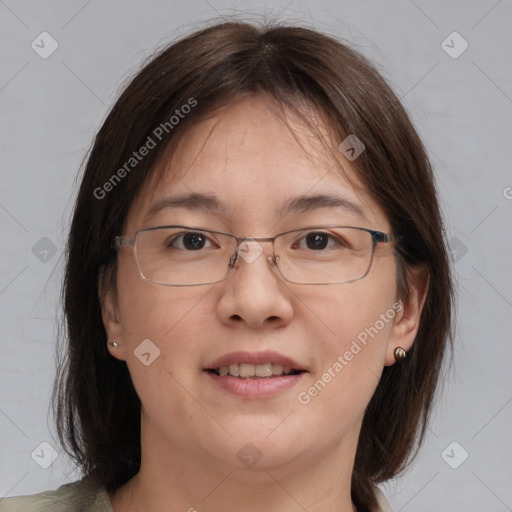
[214,362,298,378]
[272,363,283,374]
[239,363,256,378]
[255,363,272,377]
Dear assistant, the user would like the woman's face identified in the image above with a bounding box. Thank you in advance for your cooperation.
[103,94,417,475]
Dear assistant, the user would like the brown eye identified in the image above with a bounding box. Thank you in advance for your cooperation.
[293,231,344,251]
[182,232,207,250]
[305,232,330,250]
[167,231,212,250]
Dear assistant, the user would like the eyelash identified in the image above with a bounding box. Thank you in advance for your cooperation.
[166,230,347,251]
[166,232,218,249]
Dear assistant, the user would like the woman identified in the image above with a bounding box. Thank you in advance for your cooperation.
[0,18,453,512]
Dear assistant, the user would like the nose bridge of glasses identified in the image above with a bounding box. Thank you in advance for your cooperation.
[230,236,277,268]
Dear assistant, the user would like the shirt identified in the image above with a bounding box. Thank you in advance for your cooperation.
[0,473,393,511]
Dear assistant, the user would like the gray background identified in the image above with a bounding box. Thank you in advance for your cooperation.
[1,0,511,510]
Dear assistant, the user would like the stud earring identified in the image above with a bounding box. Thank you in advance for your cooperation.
[110,341,119,348]
[394,346,406,361]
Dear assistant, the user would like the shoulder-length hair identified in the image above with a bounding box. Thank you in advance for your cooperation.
[53,18,453,512]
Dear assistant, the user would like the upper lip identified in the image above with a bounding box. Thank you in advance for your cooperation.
[205,351,306,371]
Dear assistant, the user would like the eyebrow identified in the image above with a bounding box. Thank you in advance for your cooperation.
[144,193,221,223]
[143,192,368,223]
[279,193,368,221]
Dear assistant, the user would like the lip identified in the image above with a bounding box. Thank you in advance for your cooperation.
[203,350,307,399]
[205,350,305,371]
[205,371,305,398]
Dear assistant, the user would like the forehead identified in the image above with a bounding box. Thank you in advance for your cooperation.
[160,95,348,186]
[125,95,389,231]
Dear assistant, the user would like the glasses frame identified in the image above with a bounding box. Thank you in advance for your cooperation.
[113,225,402,286]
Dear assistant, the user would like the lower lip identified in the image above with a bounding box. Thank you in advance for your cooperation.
[204,371,305,398]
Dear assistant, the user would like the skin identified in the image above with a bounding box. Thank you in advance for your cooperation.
[102,94,428,512]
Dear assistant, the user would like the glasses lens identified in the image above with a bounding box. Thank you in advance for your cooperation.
[275,227,374,284]
[134,227,236,285]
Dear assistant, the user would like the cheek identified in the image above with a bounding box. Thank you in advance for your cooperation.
[115,257,214,396]
[294,275,398,413]
[300,272,397,351]
[116,252,212,339]
[114,281,217,429]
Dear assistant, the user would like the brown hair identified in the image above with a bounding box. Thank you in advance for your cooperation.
[53,18,453,512]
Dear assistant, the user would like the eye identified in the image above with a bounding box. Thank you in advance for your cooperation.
[166,231,216,250]
[294,231,345,250]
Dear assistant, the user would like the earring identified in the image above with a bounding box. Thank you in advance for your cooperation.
[394,346,406,361]
[110,341,119,348]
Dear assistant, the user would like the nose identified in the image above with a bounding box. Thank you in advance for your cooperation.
[215,239,294,329]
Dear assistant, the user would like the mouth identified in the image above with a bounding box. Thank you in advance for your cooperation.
[205,362,306,379]
[203,351,308,398]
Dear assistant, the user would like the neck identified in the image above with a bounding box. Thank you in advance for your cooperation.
[109,418,360,512]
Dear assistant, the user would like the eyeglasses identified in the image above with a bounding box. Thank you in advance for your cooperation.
[113,225,400,286]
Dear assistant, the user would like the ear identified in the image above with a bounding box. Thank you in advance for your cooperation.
[384,266,429,366]
[98,265,128,361]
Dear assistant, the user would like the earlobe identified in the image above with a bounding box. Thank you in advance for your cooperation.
[98,266,127,361]
[385,266,429,366]
[103,294,128,361]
